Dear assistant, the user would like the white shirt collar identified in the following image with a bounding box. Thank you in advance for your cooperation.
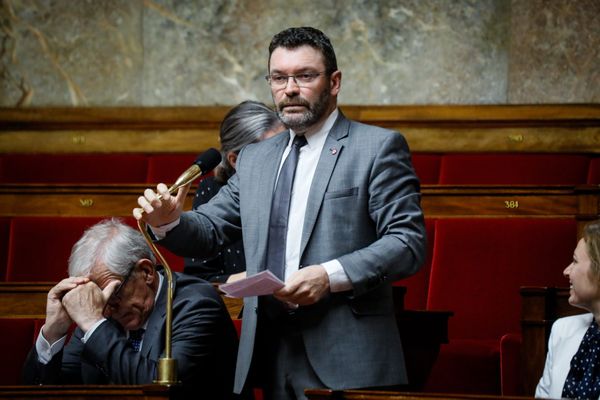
[288,108,339,148]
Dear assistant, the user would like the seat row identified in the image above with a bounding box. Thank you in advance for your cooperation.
[1,153,599,185]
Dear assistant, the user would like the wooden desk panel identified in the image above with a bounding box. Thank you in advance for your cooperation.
[0,184,193,217]
[0,283,51,318]
[421,186,592,217]
[0,385,171,399]
[1,105,599,154]
[305,388,533,400]
[1,185,598,220]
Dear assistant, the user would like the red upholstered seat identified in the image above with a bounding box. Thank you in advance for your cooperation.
[424,218,576,394]
[0,154,148,184]
[154,243,185,273]
[146,154,199,184]
[0,318,36,385]
[7,217,103,281]
[6,216,183,282]
[394,219,435,310]
[412,154,441,184]
[500,333,523,395]
[0,217,11,281]
[439,154,590,185]
[426,339,501,394]
[588,157,600,184]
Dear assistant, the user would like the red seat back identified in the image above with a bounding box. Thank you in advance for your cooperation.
[0,318,36,385]
[439,154,590,185]
[427,218,576,340]
[146,154,198,184]
[412,154,441,184]
[7,217,102,281]
[0,154,148,184]
[588,157,600,184]
[6,216,183,281]
[0,217,11,281]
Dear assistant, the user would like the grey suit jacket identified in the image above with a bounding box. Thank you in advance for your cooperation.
[23,272,239,399]
[161,112,426,393]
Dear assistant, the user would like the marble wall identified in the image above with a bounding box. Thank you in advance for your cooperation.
[0,0,598,106]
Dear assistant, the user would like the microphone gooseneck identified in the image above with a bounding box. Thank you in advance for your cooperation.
[136,148,221,386]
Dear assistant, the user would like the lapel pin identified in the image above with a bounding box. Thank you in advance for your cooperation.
[330,147,337,155]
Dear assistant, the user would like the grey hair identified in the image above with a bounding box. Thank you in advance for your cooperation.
[216,100,283,182]
[68,218,155,278]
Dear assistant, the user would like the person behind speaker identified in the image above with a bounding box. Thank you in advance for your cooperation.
[22,218,239,399]
[185,100,284,284]
[536,219,600,399]
[134,27,425,399]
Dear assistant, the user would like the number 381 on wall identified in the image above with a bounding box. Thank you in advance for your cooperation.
[504,200,519,209]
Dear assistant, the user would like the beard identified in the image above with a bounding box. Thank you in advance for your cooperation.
[275,86,331,133]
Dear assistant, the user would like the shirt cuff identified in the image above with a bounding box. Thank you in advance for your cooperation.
[322,259,353,293]
[82,318,108,343]
[149,218,181,240]
[36,326,67,364]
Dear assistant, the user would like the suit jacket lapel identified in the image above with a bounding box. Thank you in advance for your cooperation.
[300,113,349,256]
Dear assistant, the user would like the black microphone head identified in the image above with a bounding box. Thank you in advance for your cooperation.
[195,148,222,174]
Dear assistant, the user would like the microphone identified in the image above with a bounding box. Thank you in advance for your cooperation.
[156,148,222,201]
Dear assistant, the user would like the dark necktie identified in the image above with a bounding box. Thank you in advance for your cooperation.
[128,328,145,352]
[266,135,308,280]
[562,321,600,399]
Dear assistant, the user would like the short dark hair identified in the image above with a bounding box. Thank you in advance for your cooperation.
[268,27,338,74]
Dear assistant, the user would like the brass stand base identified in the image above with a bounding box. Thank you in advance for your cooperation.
[154,357,180,385]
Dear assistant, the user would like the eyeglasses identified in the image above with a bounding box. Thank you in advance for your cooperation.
[102,267,135,316]
[265,71,326,88]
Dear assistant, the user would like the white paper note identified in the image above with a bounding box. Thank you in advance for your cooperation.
[219,270,285,298]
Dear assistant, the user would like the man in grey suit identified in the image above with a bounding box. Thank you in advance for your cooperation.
[22,218,239,399]
[135,27,426,399]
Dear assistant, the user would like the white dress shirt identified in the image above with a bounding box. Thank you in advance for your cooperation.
[279,108,352,292]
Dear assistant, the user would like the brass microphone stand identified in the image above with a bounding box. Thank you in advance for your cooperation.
[136,163,204,386]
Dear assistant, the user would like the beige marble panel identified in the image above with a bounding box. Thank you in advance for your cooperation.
[0,0,143,106]
[141,0,511,105]
[1,0,597,106]
[508,0,600,103]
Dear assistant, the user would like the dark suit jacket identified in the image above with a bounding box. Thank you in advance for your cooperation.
[23,272,239,399]
[160,111,426,393]
[184,176,246,283]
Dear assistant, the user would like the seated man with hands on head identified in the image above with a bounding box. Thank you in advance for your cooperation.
[22,218,239,399]
[536,219,600,400]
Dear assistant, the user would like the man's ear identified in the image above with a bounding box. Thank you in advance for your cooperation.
[135,259,155,285]
[226,151,238,170]
[330,70,342,96]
